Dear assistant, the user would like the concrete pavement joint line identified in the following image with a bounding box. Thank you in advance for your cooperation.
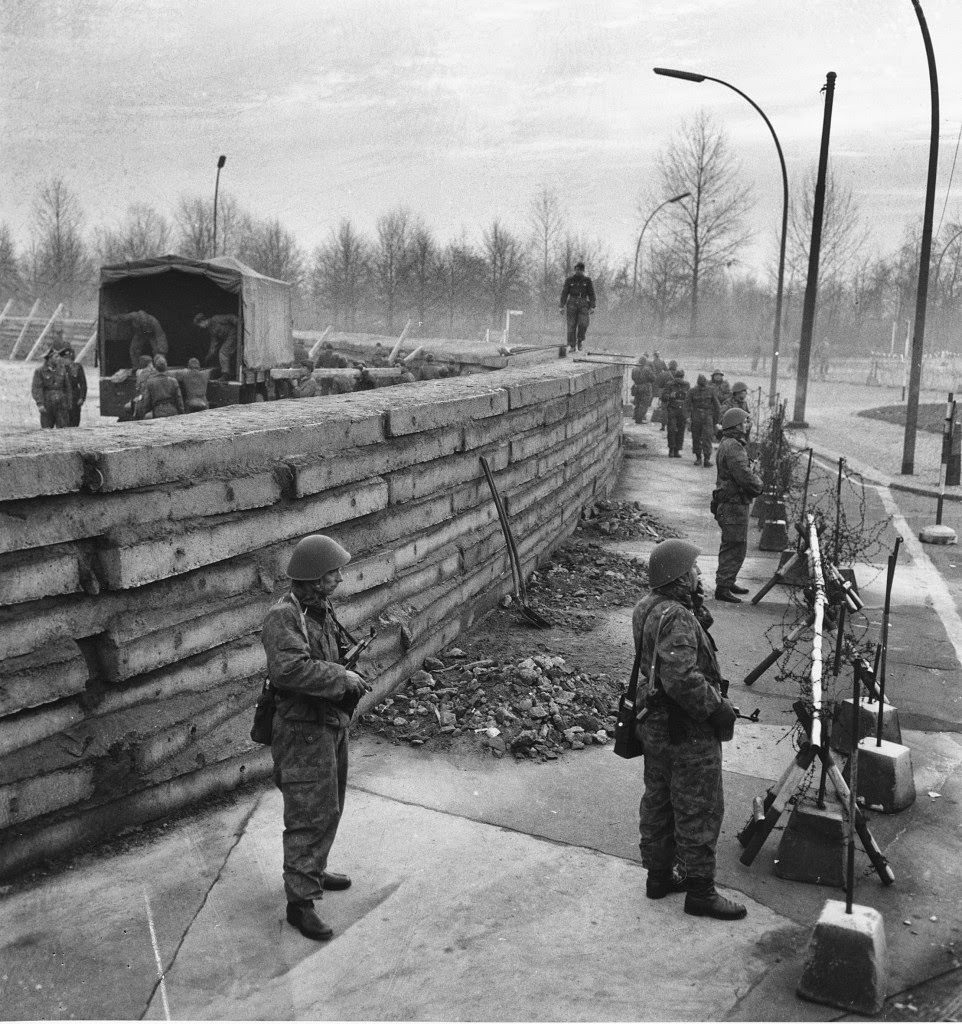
[875,483,962,671]
[143,891,171,1021]
[138,792,265,1021]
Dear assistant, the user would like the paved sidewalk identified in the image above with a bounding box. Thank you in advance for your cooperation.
[2,401,962,1021]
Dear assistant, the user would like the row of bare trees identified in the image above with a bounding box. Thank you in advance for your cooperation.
[3,109,961,351]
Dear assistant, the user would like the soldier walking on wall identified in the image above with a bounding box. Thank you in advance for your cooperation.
[193,312,239,378]
[31,347,73,429]
[559,261,596,353]
[261,535,371,942]
[632,539,746,920]
[105,310,169,368]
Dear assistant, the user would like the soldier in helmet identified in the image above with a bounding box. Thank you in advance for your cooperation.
[708,369,731,408]
[686,374,721,467]
[662,368,690,457]
[712,408,763,603]
[30,346,73,429]
[261,535,371,942]
[632,539,745,920]
[559,260,596,353]
[719,381,752,442]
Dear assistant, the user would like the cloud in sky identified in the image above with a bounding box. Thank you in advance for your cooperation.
[1,0,961,275]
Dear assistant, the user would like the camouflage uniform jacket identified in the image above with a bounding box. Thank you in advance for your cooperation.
[559,272,596,311]
[261,592,352,729]
[686,382,721,420]
[720,393,750,417]
[31,361,73,405]
[632,585,725,725]
[661,379,690,410]
[710,380,731,406]
[715,432,763,505]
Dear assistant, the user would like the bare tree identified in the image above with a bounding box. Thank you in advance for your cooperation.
[94,203,172,263]
[435,238,485,333]
[481,219,528,326]
[407,219,437,329]
[656,110,754,336]
[175,192,241,259]
[311,219,369,329]
[372,207,411,332]
[235,215,305,285]
[0,223,23,298]
[27,176,94,306]
[528,186,565,324]
[646,239,688,334]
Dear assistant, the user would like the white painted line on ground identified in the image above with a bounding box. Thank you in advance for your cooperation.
[143,891,171,1021]
[875,483,962,670]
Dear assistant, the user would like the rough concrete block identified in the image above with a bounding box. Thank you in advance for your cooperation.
[387,445,508,506]
[0,445,86,501]
[856,738,917,813]
[0,639,89,717]
[0,546,81,605]
[774,798,846,886]
[510,422,567,464]
[797,899,887,1014]
[0,766,95,830]
[0,701,85,760]
[506,375,571,410]
[386,385,508,436]
[98,479,388,589]
[832,697,902,753]
[462,403,546,449]
[99,594,268,682]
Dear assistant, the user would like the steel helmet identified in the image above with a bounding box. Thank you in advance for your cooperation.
[697,374,708,386]
[732,380,748,394]
[674,368,685,378]
[647,539,701,589]
[711,369,724,378]
[721,407,750,430]
[286,534,351,580]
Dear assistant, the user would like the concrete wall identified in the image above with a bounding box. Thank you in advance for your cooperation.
[0,361,623,878]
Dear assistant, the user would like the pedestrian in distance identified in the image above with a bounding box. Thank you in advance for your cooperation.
[712,408,763,603]
[632,539,746,920]
[140,355,185,418]
[193,311,239,379]
[30,346,73,429]
[60,341,87,427]
[105,310,168,368]
[559,260,596,353]
[687,374,720,467]
[662,368,689,457]
[261,534,372,942]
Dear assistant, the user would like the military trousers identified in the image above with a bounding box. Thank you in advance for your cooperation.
[39,391,71,429]
[666,407,686,452]
[272,713,349,904]
[633,385,652,423]
[565,306,590,350]
[690,411,714,460]
[715,500,750,589]
[638,715,723,880]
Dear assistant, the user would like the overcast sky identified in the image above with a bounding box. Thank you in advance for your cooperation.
[2,0,961,278]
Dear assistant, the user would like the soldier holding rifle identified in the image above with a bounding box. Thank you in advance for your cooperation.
[261,534,372,941]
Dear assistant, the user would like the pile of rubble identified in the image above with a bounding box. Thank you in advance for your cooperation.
[577,498,677,542]
[356,650,620,761]
[526,537,648,611]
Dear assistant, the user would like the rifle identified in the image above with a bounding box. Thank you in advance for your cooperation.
[338,626,378,715]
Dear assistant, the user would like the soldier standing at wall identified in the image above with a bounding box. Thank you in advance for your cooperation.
[632,539,745,920]
[712,408,763,603]
[193,312,239,378]
[261,534,371,941]
[60,342,87,427]
[687,374,721,467]
[662,368,689,458]
[30,347,73,429]
[559,261,596,353]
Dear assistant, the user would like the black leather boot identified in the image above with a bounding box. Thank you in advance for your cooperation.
[286,901,334,941]
[684,880,747,920]
[646,870,687,899]
[714,588,742,604]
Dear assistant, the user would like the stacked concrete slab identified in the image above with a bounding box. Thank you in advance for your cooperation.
[0,362,623,878]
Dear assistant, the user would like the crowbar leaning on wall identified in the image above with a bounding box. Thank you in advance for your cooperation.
[479,455,552,629]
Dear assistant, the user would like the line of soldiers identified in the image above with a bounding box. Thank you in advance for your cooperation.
[631,354,750,466]
[30,330,87,429]
[122,353,211,420]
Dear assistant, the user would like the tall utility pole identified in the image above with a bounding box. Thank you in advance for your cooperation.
[790,72,836,429]
[902,0,940,476]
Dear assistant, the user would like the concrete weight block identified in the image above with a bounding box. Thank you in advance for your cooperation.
[0,546,82,605]
[774,797,847,887]
[832,696,902,753]
[797,899,887,1015]
[0,445,85,501]
[0,639,89,717]
[855,738,917,813]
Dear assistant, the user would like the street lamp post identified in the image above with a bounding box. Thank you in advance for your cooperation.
[212,154,227,257]
[902,0,939,476]
[632,192,691,301]
[654,67,788,407]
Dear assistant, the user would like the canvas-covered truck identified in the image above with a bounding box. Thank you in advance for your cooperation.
[97,254,295,416]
